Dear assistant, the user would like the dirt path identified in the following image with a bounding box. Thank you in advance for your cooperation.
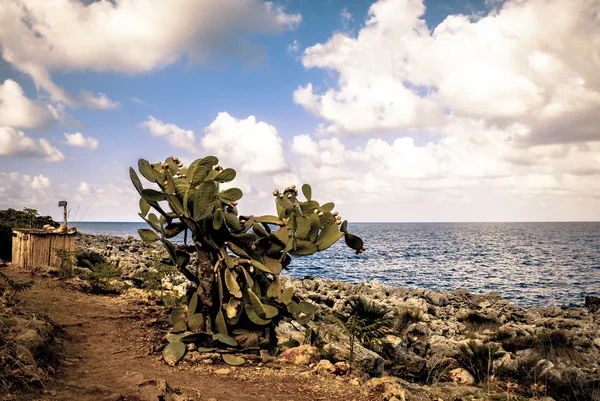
[6,267,380,401]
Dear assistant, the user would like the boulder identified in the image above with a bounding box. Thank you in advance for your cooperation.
[449,368,475,384]
[366,376,407,401]
[312,359,335,375]
[323,336,385,377]
[279,345,320,366]
[275,320,306,345]
[14,329,45,356]
[424,291,449,307]
[585,295,600,312]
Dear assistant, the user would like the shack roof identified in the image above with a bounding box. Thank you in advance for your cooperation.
[12,228,76,236]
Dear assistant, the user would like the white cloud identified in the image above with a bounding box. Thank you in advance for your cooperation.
[64,132,99,150]
[130,97,144,104]
[287,39,301,54]
[31,175,50,189]
[0,126,64,161]
[0,172,53,211]
[201,112,288,174]
[0,0,301,103]
[340,8,353,21]
[0,79,53,130]
[79,91,120,110]
[78,182,90,194]
[294,0,600,142]
[287,115,600,221]
[139,116,195,150]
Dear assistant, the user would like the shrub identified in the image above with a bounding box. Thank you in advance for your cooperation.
[534,329,581,363]
[88,263,125,295]
[456,340,505,383]
[459,311,500,332]
[332,296,396,368]
[75,249,106,268]
[0,208,58,262]
[393,307,423,333]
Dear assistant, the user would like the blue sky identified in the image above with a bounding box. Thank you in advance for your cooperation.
[1,0,599,222]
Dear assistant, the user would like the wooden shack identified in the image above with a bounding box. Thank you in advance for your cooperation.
[12,229,76,270]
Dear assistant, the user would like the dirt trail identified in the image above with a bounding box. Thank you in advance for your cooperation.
[6,267,379,401]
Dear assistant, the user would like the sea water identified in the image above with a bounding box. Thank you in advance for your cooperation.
[72,221,600,307]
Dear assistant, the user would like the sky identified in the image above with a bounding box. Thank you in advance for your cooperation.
[0,0,599,223]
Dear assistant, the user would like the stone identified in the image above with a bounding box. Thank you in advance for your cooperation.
[275,321,306,345]
[320,327,385,376]
[233,332,260,349]
[399,297,429,314]
[312,359,335,375]
[425,292,449,307]
[214,368,231,375]
[14,344,36,365]
[74,266,93,275]
[535,359,554,377]
[366,376,406,401]
[14,329,45,356]
[449,368,474,384]
[593,337,600,348]
[279,345,320,366]
[585,295,600,312]
[334,361,350,375]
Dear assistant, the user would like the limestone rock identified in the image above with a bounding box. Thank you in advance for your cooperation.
[449,368,474,384]
[312,359,335,375]
[279,345,320,366]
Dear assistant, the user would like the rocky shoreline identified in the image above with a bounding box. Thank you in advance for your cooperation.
[75,232,600,400]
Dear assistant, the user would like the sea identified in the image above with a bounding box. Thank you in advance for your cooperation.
[72,221,600,308]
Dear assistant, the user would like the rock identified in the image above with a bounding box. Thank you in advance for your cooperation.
[324,339,384,377]
[275,320,306,345]
[393,348,426,377]
[366,376,407,401]
[399,298,429,314]
[214,368,231,375]
[478,300,492,309]
[14,344,36,365]
[585,295,600,312]
[593,337,600,348]
[14,329,45,356]
[333,361,350,375]
[449,368,474,384]
[279,345,320,366]
[233,332,260,349]
[312,359,335,375]
[535,359,554,377]
[425,291,449,307]
[74,266,93,275]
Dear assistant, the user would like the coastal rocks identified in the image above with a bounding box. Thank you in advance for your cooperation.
[71,232,600,399]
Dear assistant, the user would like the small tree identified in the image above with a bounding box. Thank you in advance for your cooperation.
[130,156,364,347]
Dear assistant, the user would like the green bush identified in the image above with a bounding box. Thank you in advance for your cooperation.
[456,340,505,383]
[0,208,58,261]
[75,249,106,268]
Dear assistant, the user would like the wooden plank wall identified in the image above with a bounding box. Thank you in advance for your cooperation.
[11,231,75,271]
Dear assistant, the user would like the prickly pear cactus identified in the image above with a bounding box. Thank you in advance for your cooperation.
[130,156,364,343]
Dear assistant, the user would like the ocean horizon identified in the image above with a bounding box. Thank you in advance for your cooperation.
[71,221,600,308]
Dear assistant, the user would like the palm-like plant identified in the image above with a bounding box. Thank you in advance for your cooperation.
[334,296,396,369]
[456,340,505,383]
